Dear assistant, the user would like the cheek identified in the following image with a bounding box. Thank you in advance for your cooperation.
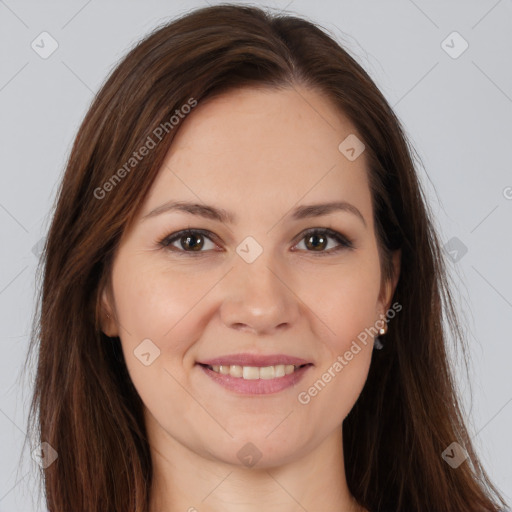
[297,256,382,350]
[111,257,226,400]
[291,255,381,417]
[112,257,207,343]
[111,260,210,421]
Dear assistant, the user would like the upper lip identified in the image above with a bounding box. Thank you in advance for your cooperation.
[197,353,312,367]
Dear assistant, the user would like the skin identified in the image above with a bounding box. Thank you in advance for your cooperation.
[101,85,400,512]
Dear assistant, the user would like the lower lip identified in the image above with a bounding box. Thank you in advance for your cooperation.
[197,364,312,395]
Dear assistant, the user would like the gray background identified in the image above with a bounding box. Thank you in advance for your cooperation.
[1,0,511,510]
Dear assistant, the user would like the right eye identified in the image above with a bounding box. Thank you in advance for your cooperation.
[159,229,219,255]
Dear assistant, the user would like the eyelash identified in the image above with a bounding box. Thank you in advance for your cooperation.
[158,227,354,257]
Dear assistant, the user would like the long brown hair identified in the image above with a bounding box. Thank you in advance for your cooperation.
[26,4,508,511]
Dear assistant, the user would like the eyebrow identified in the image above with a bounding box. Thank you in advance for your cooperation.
[142,200,367,227]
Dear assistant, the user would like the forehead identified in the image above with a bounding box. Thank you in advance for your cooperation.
[141,86,372,223]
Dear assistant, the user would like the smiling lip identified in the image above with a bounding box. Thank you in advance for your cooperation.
[195,353,313,395]
[197,353,311,367]
[198,363,312,395]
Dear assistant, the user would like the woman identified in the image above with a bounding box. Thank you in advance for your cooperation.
[27,4,509,511]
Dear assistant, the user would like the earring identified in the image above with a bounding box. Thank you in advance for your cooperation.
[374,325,387,350]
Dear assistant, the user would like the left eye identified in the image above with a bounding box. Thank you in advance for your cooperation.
[160,228,353,255]
[293,228,353,254]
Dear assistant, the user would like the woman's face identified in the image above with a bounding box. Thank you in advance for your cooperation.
[101,85,399,467]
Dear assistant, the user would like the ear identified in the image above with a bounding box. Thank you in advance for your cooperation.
[378,249,401,315]
[99,286,119,338]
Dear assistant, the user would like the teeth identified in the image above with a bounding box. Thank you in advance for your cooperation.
[243,366,259,380]
[209,364,298,379]
[219,365,230,375]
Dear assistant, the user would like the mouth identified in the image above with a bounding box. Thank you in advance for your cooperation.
[197,362,312,380]
[195,356,313,395]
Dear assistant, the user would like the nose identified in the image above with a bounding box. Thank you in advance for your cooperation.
[219,252,301,336]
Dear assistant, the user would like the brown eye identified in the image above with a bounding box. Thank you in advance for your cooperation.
[161,229,217,254]
[304,232,328,251]
[179,233,204,251]
[294,228,353,255]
